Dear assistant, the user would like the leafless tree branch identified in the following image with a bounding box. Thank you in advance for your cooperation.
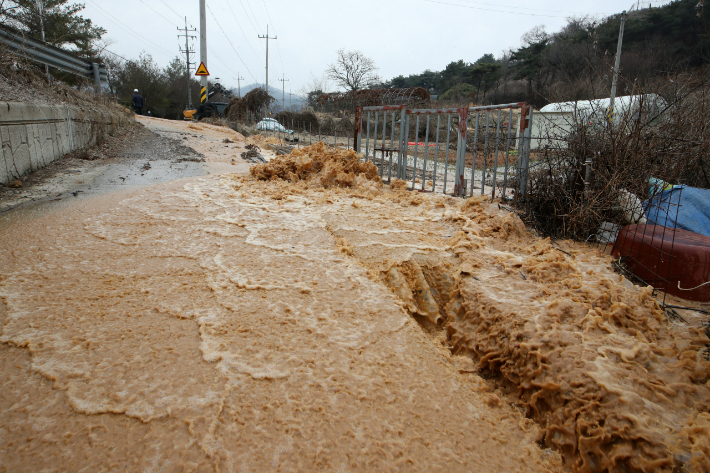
[326,49,380,91]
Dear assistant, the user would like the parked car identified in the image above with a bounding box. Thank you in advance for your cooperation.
[256,118,293,134]
[255,118,298,142]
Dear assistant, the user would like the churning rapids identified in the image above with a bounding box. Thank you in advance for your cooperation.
[0,117,708,473]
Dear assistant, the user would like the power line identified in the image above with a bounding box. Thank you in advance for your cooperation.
[86,0,174,57]
[422,0,608,18]
[224,1,264,62]
[102,48,128,62]
[138,0,178,27]
[157,0,184,21]
[208,46,242,80]
[260,0,285,76]
[241,0,264,38]
[206,4,257,82]
[450,0,611,16]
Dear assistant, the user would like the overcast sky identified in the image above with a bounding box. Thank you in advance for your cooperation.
[83,0,672,94]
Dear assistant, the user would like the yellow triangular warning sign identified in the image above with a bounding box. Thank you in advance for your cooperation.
[195,62,210,76]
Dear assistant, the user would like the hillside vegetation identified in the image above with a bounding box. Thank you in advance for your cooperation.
[383,0,710,107]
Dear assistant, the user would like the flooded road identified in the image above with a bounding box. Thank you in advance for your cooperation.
[0,117,563,472]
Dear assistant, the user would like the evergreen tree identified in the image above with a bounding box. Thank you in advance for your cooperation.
[4,0,105,57]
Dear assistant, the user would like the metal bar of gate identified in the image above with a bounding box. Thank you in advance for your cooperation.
[398,114,409,180]
[518,107,534,197]
[388,111,396,182]
[455,108,469,196]
[432,115,441,193]
[373,113,379,165]
[380,111,387,178]
[481,111,490,196]
[412,115,420,188]
[443,114,452,194]
[492,109,502,199]
[422,114,431,190]
[502,108,513,197]
[365,111,371,161]
[469,112,480,197]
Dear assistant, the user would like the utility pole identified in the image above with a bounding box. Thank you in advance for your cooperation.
[258,25,276,95]
[608,10,626,122]
[199,0,208,103]
[289,90,292,111]
[278,74,289,111]
[178,17,197,108]
[234,74,244,97]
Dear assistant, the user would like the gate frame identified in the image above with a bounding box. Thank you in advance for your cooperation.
[355,102,534,198]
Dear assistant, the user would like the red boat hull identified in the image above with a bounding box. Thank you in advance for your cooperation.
[612,225,710,302]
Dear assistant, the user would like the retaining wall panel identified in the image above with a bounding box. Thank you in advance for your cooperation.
[1,101,128,184]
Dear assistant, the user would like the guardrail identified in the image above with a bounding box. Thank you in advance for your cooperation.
[0,27,106,86]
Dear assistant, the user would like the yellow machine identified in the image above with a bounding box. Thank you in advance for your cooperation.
[183,108,196,120]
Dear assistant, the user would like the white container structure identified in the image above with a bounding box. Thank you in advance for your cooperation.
[530,94,667,149]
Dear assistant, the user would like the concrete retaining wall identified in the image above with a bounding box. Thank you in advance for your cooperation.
[0,101,130,185]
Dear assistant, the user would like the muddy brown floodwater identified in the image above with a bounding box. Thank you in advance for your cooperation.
[0,118,562,472]
[1,117,708,473]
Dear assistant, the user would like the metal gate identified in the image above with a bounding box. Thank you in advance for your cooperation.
[355,102,533,199]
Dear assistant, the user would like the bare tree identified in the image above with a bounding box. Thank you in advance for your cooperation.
[326,49,380,91]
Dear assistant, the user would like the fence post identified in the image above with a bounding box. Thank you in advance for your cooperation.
[354,106,363,153]
[397,109,408,180]
[517,104,534,199]
[454,107,469,197]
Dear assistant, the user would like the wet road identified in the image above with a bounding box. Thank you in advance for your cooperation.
[0,117,563,472]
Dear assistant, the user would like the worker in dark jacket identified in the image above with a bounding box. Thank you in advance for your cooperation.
[132,89,144,115]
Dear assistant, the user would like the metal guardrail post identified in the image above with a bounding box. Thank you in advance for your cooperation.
[92,63,101,87]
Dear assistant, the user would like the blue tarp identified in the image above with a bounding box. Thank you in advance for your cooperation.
[645,185,710,238]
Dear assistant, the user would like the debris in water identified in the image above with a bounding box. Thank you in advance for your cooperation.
[250,142,380,192]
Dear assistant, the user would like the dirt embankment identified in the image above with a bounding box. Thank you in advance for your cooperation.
[251,144,710,473]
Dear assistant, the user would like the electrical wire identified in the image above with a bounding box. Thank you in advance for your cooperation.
[138,0,178,27]
[422,0,606,18]
[450,0,611,16]
[207,46,241,79]
[206,3,257,82]
[238,0,262,38]
[102,48,128,62]
[224,1,264,61]
[261,0,286,77]
[85,0,174,57]
[157,0,184,21]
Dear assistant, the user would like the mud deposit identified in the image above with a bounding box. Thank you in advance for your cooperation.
[1,143,708,472]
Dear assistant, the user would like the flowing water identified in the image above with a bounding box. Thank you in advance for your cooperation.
[0,135,561,471]
[1,118,708,472]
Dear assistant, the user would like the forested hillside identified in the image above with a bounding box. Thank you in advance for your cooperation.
[383,0,710,106]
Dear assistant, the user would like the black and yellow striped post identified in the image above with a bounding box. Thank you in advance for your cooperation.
[200,86,207,103]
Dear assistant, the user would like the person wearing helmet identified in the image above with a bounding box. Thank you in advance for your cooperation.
[132,89,144,115]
